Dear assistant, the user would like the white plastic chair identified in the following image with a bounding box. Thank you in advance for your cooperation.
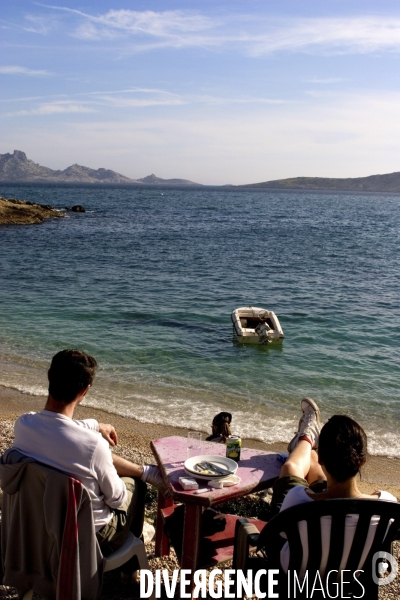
[21,530,155,600]
[233,498,400,599]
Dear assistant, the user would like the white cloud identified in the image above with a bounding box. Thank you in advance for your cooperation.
[37,7,400,56]
[306,78,346,84]
[82,87,183,97]
[97,96,186,108]
[6,101,95,116]
[39,5,216,46]
[194,94,287,106]
[1,87,287,115]
[80,9,213,39]
[22,14,53,34]
[248,17,400,56]
[95,91,285,108]
[92,88,187,107]
[0,65,51,76]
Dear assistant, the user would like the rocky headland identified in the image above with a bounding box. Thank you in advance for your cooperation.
[0,150,202,186]
[0,196,65,225]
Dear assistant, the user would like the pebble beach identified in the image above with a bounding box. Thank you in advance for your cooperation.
[1,384,400,599]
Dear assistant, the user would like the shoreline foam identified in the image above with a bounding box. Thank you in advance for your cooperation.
[1,384,400,498]
[2,370,400,459]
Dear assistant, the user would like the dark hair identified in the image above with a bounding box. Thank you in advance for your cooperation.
[212,412,232,442]
[48,349,97,403]
[318,415,367,482]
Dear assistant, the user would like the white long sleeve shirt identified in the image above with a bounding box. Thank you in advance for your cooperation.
[13,410,127,530]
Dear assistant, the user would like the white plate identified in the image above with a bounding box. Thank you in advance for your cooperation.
[184,455,238,479]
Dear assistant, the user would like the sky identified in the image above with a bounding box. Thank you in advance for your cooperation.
[1,1,400,185]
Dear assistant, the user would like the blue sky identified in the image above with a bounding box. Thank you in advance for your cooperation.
[1,1,400,184]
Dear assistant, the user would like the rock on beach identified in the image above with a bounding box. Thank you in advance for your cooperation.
[0,196,66,225]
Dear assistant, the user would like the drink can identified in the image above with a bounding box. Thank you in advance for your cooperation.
[226,435,242,462]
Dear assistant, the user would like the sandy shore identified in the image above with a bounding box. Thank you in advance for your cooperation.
[1,384,400,497]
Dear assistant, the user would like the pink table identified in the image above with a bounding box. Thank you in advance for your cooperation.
[151,436,282,571]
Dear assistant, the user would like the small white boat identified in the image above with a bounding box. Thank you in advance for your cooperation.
[231,306,284,344]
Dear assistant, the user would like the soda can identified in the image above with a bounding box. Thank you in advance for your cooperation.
[226,435,242,462]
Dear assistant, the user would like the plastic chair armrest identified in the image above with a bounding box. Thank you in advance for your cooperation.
[233,518,261,570]
[103,532,143,573]
[248,532,260,546]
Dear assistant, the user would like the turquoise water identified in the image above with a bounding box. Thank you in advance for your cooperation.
[1,184,399,456]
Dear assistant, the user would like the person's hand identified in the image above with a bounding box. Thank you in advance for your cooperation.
[98,423,118,446]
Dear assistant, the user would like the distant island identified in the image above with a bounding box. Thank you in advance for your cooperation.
[0,150,202,186]
[235,173,400,193]
[1,150,399,192]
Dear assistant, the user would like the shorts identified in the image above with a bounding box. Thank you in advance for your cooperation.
[269,475,327,516]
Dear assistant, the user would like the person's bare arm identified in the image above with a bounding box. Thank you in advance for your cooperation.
[112,453,144,478]
[98,423,118,446]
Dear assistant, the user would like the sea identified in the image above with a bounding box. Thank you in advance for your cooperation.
[0,183,399,457]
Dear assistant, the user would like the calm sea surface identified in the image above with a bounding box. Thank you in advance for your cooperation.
[1,184,399,456]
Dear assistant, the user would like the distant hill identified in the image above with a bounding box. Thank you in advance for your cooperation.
[237,172,400,193]
[137,173,201,186]
[0,150,137,184]
[0,151,202,186]
[2,150,399,191]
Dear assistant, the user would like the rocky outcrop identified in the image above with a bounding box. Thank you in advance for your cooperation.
[0,150,138,184]
[66,205,85,212]
[0,197,66,225]
[0,151,202,186]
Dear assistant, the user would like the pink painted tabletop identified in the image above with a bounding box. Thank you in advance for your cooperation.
[151,436,282,506]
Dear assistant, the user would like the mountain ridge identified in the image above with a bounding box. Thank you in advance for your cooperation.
[235,172,400,193]
[1,150,400,192]
[0,151,202,186]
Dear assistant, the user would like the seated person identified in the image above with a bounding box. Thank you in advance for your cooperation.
[206,411,232,443]
[6,349,163,573]
[265,398,397,572]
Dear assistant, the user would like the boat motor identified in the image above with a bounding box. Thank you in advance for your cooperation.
[255,322,271,343]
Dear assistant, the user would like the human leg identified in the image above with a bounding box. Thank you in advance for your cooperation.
[96,477,147,553]
[307,449,325,485]
[270,440,312,515]
[284,398,322,480]
[270,398,323,515]
[281,440,313,479]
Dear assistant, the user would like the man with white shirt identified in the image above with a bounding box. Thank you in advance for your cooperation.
[12,349,162,564]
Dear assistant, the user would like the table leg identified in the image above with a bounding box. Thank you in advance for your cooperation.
[154,492,174,556]
[180,504,203,600]
[181,504,203,570]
